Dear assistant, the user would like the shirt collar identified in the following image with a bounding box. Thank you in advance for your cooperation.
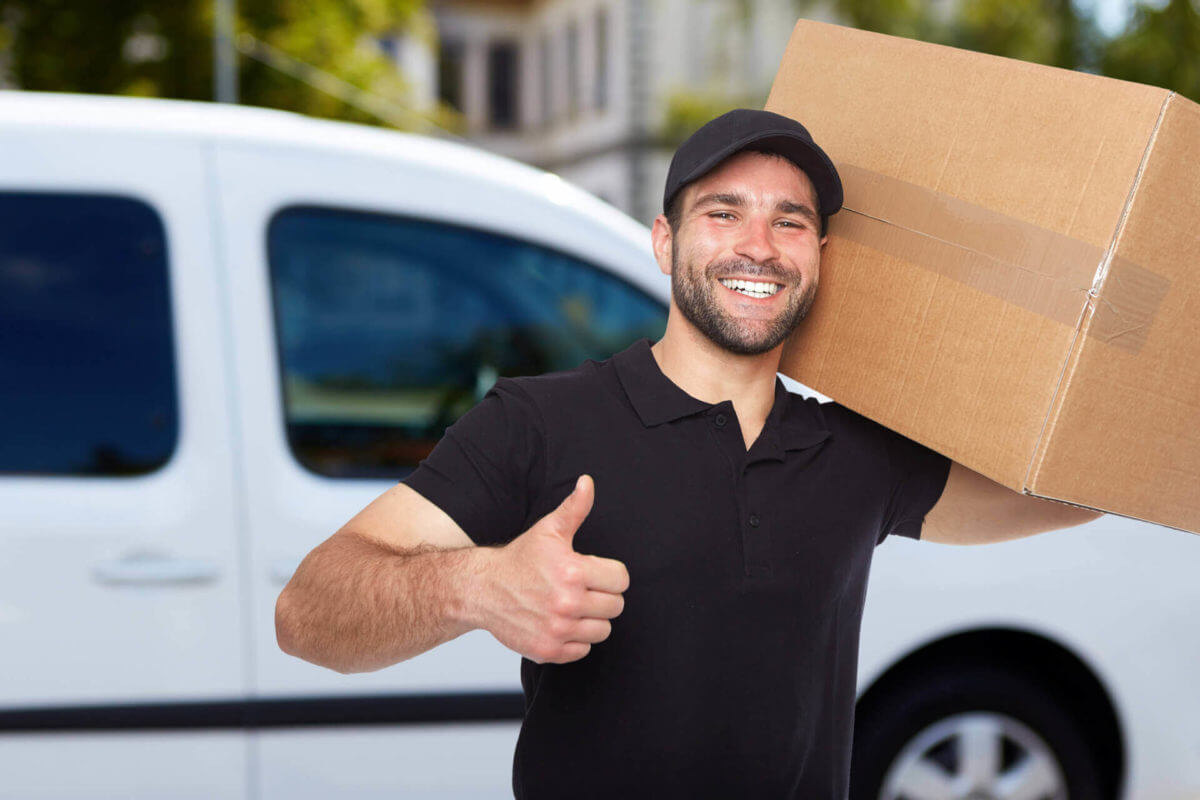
[613,338,711,426]
[612,338,830,455]
[752,377,831,461]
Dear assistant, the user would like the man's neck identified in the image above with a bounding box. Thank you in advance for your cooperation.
[649,322,783,436]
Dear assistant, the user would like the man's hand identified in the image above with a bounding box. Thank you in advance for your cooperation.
[476,475,630,664]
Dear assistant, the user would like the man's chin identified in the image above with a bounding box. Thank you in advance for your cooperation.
[705,327,791,356]
[671,281,806,356]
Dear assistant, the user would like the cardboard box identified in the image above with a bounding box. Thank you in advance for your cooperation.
[766,20,1200,534]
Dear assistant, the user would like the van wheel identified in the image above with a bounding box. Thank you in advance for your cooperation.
[850,663,1105,800]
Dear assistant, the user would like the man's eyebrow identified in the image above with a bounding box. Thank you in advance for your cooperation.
[692,192,747,209]
[778,200,820,225]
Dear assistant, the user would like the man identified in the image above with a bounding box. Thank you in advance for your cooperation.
[275,110,1102,798]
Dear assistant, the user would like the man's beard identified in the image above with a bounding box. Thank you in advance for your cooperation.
[670,245,817,356]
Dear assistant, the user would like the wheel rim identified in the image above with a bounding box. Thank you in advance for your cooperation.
[878,711,1068,800]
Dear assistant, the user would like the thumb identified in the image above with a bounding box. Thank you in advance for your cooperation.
[542,474,594,546]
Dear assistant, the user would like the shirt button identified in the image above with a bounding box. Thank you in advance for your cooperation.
[749,514,760,527]
[714,413,727,427]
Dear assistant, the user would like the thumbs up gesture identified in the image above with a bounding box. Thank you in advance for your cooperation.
[479,475,630,664]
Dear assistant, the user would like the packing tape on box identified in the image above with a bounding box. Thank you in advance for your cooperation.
[831,163,1171,354]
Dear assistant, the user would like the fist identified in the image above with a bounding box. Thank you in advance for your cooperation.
[482,475,630,664]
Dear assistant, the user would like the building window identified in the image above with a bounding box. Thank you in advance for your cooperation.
[539,33,553,126]
[487,40,519,130]
[0,192,178,476]
[437,39,464,113]
[566,21,579,120]
[595,7,609,112]
[267,207,667,478]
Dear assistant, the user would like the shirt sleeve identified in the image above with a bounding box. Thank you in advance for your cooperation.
[876,422,951,545]
[401,377,545,547]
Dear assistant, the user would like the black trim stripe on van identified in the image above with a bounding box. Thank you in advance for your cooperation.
[0,692,525,731]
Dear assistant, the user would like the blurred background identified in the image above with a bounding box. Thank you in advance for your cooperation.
[1,0,1197,226]
[3,4,1200,799]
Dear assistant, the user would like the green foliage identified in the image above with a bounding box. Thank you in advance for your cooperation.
[813,0,1099,68]
[1102,0,1200,102]
[660,90,767,148]
[0,0,434,127]
[819,0,941,41]
[812,0,1200,102]
[949,0,1099,69]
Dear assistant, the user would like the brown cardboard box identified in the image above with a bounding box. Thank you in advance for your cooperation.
[765,20,1200,534]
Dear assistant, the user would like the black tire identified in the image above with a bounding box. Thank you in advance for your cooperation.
[850,661,1107,800]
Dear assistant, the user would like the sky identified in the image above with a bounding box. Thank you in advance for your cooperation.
[1080,0,1140,35]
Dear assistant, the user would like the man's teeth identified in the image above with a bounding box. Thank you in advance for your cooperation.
[719,278,782,298]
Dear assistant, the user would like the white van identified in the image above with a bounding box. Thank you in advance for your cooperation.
[0,92,1197,800]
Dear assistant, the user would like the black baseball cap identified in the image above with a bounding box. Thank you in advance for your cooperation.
[662,109,843,219]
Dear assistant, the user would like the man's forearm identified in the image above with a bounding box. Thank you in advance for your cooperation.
[924,461,1105,545]
[277,474,627,671]
[275,532,491,674]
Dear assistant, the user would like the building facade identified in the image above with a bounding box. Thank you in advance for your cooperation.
[421,0,835,225]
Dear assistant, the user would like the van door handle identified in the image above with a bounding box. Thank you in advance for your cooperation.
[93,552,221,586]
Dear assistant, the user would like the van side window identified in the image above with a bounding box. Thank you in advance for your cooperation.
[0,193,178,476]
[267,206,667,479]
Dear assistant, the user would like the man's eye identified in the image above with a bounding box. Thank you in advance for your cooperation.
[709,211,734,220]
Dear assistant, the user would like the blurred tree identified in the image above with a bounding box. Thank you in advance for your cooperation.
[949,0,1100,69]
[0,0,445,128]
[816,0,1200,101]
[820,0,1100,69]
[820,0,942,41]
[660,90,766,148]
[1102,0,1200,102]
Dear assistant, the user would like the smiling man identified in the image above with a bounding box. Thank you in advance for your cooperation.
[275,109,1103,799]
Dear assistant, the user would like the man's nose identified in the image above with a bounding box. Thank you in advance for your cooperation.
[733,215,780,265]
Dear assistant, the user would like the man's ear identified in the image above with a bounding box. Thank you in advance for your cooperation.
[819,234,828,248]
[651,214,674,276]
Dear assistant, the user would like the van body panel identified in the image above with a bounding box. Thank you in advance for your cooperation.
[0,124,247,796]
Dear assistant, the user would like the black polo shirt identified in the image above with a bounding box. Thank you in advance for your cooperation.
[403,337,950,799]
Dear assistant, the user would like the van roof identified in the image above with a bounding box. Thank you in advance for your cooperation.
[0,91,652,248]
